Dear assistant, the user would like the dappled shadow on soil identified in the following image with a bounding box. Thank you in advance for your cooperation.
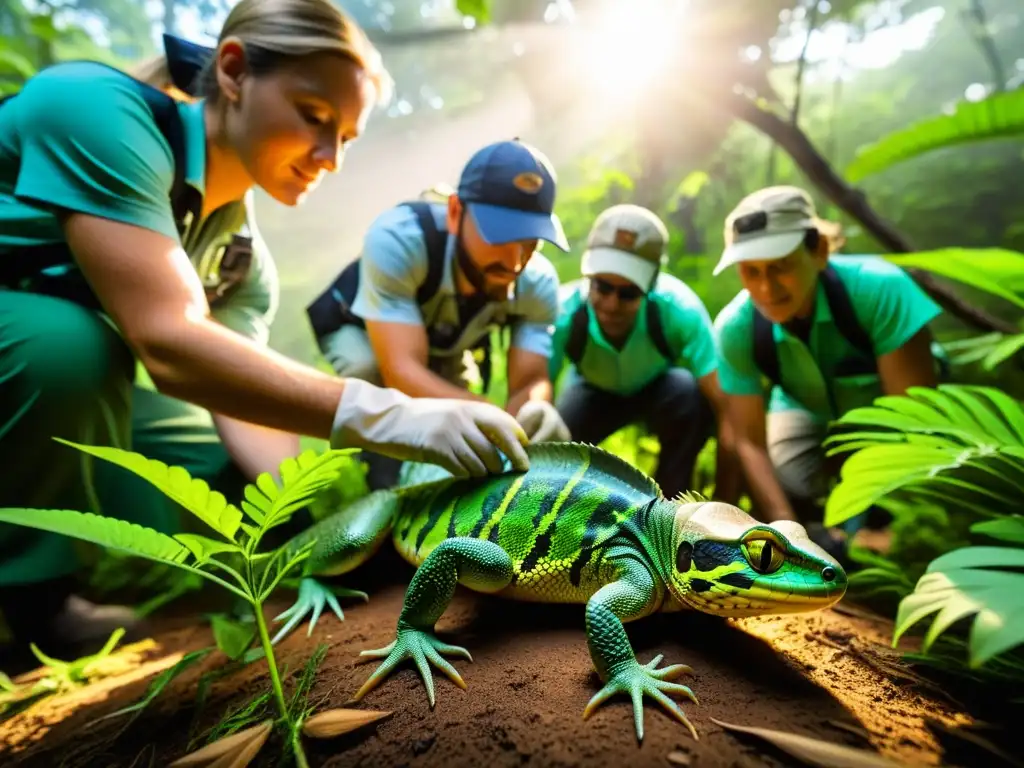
[0,547,978,767]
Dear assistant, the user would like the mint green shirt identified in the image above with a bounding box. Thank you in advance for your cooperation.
[714,255,942,422]
[0,61,277,344]
[550,272,718,396]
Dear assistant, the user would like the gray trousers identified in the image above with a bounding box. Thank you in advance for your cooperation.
[766,409,840,525]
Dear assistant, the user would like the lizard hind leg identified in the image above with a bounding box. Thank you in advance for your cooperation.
[349,537,514,708]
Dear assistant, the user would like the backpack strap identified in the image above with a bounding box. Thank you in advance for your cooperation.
[819,263,874,359]
[565,303,590,367]
[752,310,781,390]
[306,200,450,340]
[645,298,676,362]
[404,201,448,306]
[751,263,877,393]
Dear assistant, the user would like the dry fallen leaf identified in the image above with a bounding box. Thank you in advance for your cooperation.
[667,749,691,765]
[302,707,393,739]
[710,718,905,768]
[168,720,273,767]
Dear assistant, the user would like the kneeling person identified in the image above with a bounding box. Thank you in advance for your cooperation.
[549,205,740,501]
[713,185,942,538]
[308,140,572,489]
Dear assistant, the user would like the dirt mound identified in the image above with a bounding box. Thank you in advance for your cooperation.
[0,547,974,767]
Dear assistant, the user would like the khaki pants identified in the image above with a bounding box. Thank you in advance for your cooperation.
[766,409,832,524]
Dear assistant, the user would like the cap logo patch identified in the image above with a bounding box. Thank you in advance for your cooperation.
[512,172,544,194]
[613,228,638,251]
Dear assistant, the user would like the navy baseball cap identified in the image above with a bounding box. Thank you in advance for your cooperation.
[456,139,570,252]
[163,33,215,97]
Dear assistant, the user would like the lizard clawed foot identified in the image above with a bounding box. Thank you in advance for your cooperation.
[271,578,368,644]
[582,653,699,742]
[348,624,472,708]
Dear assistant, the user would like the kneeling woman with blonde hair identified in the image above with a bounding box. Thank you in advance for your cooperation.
[0,0,531,661]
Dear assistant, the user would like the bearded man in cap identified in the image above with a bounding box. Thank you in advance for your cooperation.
[548,204,741,501]
[712,185,942,554]
[307,139,573,490]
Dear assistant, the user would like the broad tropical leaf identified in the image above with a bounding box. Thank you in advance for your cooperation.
[894,546,1024,668]
[54,439,243,541]
[241,449,360,534]
[845,89,1024,182]
[971,515,1024,545]
[880,249,1024,313]
[824,385,1024,526]
[0,508,191,567]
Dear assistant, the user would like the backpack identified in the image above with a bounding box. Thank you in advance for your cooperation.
[0,62,200,310]
[751,264,875,396]
[564,296,677,368]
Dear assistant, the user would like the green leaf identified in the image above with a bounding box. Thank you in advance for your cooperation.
[895,546,1024,667]
[209,615,256,661]
[845,89,1024,182]
[825,386,1024,525]
[456,0,490,24]
[0,508,191,566]
[174,534,243,562]
[971,516,1024,545]
[54,439,243,541]
[241,449,360,536]
[0,508,249,601]
[983,333,1024,370]
[881,249,1024,312]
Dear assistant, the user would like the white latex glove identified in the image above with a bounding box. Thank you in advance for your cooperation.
[330,379,530,477]
[515,399,571,444]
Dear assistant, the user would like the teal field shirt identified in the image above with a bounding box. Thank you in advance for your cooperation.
[550,272,718,396]
[0,61,278,344]
[714,255,942,423]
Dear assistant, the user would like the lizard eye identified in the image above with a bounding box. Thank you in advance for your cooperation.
[742,538,785,574]
[676,541,692,573]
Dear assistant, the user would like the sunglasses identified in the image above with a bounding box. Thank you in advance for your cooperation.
[592,277,645,302]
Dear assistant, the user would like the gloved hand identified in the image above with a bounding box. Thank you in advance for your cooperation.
[331,379,530,477]
[515,400,571,444]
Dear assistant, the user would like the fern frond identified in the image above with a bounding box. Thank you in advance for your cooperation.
[241,449,360,540]
[0,508,249,600]
[54,439,243,541]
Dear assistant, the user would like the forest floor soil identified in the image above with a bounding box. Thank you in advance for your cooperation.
[0,544,1014,768]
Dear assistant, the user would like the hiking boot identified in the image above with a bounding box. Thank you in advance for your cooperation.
[50,594,141,647]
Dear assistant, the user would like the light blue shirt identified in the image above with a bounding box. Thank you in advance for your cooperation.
[350,202,560,361]
[549,272,718,396]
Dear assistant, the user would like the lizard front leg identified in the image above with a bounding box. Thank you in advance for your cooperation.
[582,554,699,742]
[272,490,399,643]
[349,537,513,707]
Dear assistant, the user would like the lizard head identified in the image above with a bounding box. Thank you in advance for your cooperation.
[663,496,847,617]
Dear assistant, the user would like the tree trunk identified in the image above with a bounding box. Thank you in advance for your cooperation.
[718,91,1019,335]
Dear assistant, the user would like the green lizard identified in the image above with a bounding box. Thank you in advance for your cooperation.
[274,442,847,741]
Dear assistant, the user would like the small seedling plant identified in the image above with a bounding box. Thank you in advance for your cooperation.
[0,438,373,767]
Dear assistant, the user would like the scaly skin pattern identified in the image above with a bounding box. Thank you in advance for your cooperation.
[274,442,848,742]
